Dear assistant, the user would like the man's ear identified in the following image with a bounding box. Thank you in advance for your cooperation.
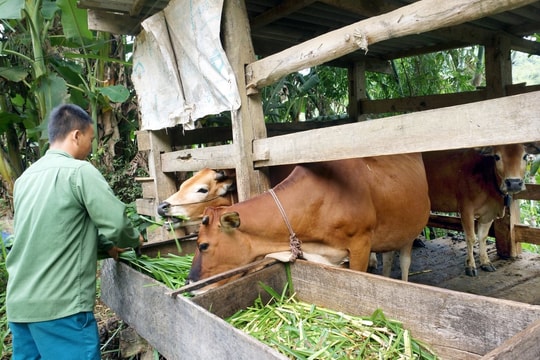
[72,129,81,144]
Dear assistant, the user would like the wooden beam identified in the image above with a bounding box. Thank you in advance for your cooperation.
[145,130,178,212]
[250,0,317,29]
[222,0,271,200]
[515,184,540,201]
[485,34,513,98]
[130,0,146,16]
[246,0,537,91]
[481,318,540,360]
[87,9,141,35]
[252,91,540,167]
[359,90,487,114]
[161,144,236,172]
[515,225,540,245]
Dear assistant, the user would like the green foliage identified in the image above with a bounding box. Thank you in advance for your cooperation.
[0,234,11,358]
[262,66,348,123]
[367,47,480,101]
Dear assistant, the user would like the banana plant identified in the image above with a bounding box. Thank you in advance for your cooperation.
[0,0,132,202]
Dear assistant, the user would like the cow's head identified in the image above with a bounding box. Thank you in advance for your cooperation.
[481,144,527,194]
[157,169,235,225]
[187,207,252,291]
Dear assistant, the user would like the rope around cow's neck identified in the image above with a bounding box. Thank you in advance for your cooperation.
[268,188,303,262]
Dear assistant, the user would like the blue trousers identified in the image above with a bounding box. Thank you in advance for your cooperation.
[9,312,100,360]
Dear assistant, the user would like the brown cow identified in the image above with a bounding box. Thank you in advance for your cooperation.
[157,165,382,269]
[187,154,431,290]
[157,168,236,225]
[422,144,528,277]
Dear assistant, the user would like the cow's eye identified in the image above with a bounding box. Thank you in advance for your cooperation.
[199,243,209,251]
[493,154,501,161]
[197,188,209,194]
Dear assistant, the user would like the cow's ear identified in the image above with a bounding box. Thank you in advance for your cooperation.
[214,170,229,181]
[220,212,240,229]
[524,142,540,154]
[476,146,493,155]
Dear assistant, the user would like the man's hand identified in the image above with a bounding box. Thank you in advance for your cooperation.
[107,246,129,261]
[139,234,145,247]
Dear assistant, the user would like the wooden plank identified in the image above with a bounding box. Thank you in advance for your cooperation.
[135,198,155,217]
[102,255,540,359]
[252,91,540,167]
[515,225,540,245]
[506,83,540,96]
[87,10,141,35]
[480,318,540,360]
[140,181,155,199]
[130,0,145,16]
[515,184,540,201]
[100,260,286,360]
[192,263,287,319]
[494,200,521,258]
[146,130,177,207]
[162,119,353,147]
[222,0,271,200]
[250,0,317,29]
[245,0,537,90]
[160,144,236,172]
[169,258,279,297]
[136,131,150,151]
[360,90,486,114]
[485,34,512,98]
[290,261,540,359]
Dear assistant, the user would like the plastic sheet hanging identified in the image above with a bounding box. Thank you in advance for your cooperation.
[131,0,241,131]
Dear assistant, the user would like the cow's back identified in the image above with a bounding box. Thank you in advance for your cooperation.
[290,153,429,253]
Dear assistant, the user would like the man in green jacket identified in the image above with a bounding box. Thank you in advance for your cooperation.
[6,104,144,359]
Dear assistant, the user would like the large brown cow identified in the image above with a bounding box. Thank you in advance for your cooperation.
[157,165,382,269]
[423,144,529,277]
[187,154,431,290]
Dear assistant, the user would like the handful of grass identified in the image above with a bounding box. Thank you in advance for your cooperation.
[227,283,438,360]
[119,250,193,290]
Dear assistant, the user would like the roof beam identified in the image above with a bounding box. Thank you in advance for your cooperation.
[250,0,317,29]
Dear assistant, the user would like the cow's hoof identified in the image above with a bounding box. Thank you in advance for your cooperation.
[465,267,478,277]
[481,263,496,272]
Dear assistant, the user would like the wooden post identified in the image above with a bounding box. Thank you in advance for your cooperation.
[221,0,270,201]
[485,33,521,258]
[136,130,180,243]
[348,61,367,122]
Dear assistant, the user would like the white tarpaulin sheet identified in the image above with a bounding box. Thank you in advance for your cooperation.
[132,0,241,130]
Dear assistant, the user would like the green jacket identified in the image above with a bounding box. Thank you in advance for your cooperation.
[6,150,140,322]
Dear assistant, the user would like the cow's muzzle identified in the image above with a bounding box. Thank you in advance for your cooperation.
[504,178,525,193]
[157,201,170,216]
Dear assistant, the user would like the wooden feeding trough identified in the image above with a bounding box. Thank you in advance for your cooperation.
[100,247,540,360]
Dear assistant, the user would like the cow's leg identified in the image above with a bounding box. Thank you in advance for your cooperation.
[382,251,394,277]
[368,252,378,270]
[398,243,413,282]
[461,211,478,277]
[477,221,496,272]
[348,242,372,272]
